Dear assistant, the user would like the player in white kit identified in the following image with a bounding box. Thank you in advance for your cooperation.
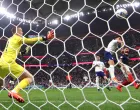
[104,37,123,82]
[83,75,88,85]
[93,55,110,91]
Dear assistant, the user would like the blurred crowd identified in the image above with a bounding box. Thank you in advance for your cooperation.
[0,31,139,89]
[4,62,139,89]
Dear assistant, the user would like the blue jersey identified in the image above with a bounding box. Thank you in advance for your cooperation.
[120,54,129,65]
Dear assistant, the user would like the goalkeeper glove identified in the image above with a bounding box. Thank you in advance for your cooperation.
[42,30,54,41]
[19,46,31,56]
[25,46,31,54]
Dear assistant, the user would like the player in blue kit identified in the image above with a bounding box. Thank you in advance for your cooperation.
[116,47,140,92]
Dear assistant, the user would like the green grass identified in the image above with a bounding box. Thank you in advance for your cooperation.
[0,87,140,110]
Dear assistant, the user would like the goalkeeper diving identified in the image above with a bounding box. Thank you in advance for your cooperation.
[0,26,54,103]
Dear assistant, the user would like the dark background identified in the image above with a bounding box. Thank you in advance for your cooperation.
[0,0,139,86]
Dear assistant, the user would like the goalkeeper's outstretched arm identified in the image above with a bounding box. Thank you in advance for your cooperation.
[22,30,54,45]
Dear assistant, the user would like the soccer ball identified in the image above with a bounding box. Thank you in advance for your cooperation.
[115,8,128,19]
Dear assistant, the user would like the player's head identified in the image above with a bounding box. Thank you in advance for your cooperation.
[11,26,23,36]
[115,37,122,41]
[121,47,129,55]
[95,55,100,61]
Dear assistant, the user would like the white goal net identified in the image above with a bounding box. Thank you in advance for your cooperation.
[0,0,139,110]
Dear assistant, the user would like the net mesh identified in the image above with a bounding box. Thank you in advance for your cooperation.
[0,0,139,110]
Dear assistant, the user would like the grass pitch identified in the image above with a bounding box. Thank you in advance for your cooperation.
[0,87,139,110]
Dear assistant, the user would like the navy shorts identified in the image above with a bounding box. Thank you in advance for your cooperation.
[104,51,114,62]
[96,71,105,77]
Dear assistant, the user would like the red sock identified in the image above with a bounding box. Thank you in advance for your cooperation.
[118,80,130,88]
[128,74,137,86]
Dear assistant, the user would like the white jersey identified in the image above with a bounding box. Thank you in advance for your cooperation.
[93,61,105,72]
[83,76,88,82]
[105,39,118,53]
[49,80,52,83]
[9,80,14,85]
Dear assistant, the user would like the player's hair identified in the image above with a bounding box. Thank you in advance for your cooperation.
[11,26,21,34]
[121,47,129,54]
[95,55,101,61]
[115,36,122,40]
[95,55,100,58]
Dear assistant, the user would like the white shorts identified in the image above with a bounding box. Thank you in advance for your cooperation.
[121,65,130,78]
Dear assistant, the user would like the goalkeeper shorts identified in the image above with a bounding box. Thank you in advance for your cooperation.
[0,59,24,79]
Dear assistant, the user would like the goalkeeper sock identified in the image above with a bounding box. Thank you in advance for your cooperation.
[118,80,130,88]
[128,74,137,86]
[12,78,30,93]
[108,65,115,79]
[96,77,100,90]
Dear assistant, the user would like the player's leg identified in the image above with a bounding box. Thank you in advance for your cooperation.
[104,51,118,82]
[127,73,139,89]
[95,73,100,91]
[8,63,33,103]
[103,76,109,81]
[103,75,111,91]
[96,76,100,91]
[67,80,70,89]
[108,60,118,82]
[116,79,130,92]
[104,69,111,83]
[116,65,131,92]
[103,76,110,84]
[124,65,140,89]
[70,83,72,89]
[0,60,12,89]
[9,69,33,103]
[12,69,33,93]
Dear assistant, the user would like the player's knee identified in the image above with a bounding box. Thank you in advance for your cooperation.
[25,77,33,84]
[23,71,34,83]
[28,75,33,83]
[108,60,114,65]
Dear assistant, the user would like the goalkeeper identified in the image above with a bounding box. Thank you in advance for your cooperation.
[0,26,54,103]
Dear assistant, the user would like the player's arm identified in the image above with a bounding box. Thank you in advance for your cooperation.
[102,62,108,72]
[92,61,95,67]
[102,63,107,70]
[22,30,54,44]
[119,56,124,66]
[119,56,127,72]
[92,61,97,67]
